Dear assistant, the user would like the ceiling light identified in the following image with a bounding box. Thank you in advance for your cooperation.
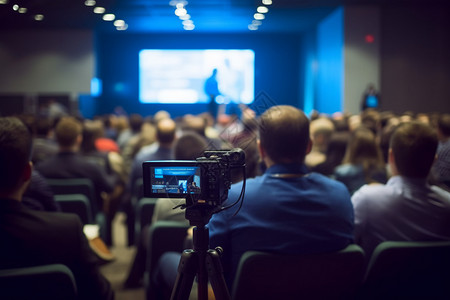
[254,13,265,20]
[182,19,193,26]
[248,24,258,31]
[169,0,188,6]
[116,24,128,31]
[34,14,44,21]
[179,14,190,20]
[103,14,115,21]
[175,7,187,17]
[257,6,269,13]
[176,3,184,9]
[252,20,262,26]
[93,7,105,14]
[12,4,18,11]
[183,23,195,30]
[262,0,272,5]
[114,19,125,27]
[84,0,96,7]
[18,7,27,13]
[0,0,9,4]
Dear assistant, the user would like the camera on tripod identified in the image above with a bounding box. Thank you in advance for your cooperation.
[142,148,245,225]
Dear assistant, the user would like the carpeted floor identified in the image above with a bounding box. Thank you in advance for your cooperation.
[100,212,146,300]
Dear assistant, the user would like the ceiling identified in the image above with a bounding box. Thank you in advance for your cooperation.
[0,0,447,33]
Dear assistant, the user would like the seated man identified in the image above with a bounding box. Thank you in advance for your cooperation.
[36,117,115,221]
[352,121,450,258]
[209,105,354,289]
[0,117,113,300]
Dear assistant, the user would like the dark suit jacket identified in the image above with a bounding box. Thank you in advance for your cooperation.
[0,198,113,300]
[36,151,115,213]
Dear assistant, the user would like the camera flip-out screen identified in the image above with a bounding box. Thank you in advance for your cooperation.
[143,161,201,198]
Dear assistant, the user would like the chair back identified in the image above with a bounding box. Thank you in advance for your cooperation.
[54,194,94,224]
[144,220,190,300]
[47,178,99,216]
[134,197,158,243]
[0,264,77,299]
[361,241,450,300]
[232,244,365,300]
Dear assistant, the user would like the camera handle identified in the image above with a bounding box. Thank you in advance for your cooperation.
[170,224,230,300]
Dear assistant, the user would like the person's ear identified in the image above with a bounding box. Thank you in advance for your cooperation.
[257,139,265,159]
[388,148,398,176]
[22,161,33,183]
[305,138,313,155]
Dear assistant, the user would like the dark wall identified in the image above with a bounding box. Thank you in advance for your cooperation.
[95,33,303,118]
[380,3,450,114]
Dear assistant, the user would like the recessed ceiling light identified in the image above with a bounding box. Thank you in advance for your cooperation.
[18,7,27,13]
[85,0,96,6]
[114,19,125,27]
[248,24,258,31]
[103,14,115,21]
[175,7,187,17]
[12,4,18,11]
[257,6,269,14]
[93,6,105,14]
[254,13,265,20]
[0,0,9,4]
[116,24,128,31]
[179,14,190,20]
[34,14,44,21]
[183,23,195,30]
[262,0,272,5]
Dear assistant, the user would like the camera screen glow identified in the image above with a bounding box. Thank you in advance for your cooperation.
[139,49,255,104]
[150,166,201,195]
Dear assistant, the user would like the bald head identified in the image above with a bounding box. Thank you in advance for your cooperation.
[259,105,310,164]
[156,118,176,146]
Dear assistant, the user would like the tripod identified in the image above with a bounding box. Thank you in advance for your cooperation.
[170,208,231,300]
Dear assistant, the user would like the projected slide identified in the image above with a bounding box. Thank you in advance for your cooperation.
[139,49,255,104]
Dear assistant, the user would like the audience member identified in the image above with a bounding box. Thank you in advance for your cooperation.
[430,113,450,190]
[180,114,225,150]
[81,120,126,245]
[311,131,349,177]
[31,116,58,164]
[35,117,115,244]
[0,117,113,300]
[334,126,387,194]
[305,116,335,168]
[352,121,450,258]
[117,113,143,150]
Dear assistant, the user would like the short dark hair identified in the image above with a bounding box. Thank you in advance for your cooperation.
[156,118,176,144]
[437,113,450,137]
[390,121,438,178]
[0,117,32,193]
[174,131,208,160]
[55,117,82,148]
[258,105,310,164]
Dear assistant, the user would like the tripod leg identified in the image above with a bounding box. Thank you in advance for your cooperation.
[170,250,198,300]
[206,249,231,300]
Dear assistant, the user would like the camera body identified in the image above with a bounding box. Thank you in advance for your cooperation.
[142,149,245,210]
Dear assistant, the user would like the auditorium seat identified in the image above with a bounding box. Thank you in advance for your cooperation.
[231,244,365,300]
[54,193,94,225]
[0,264,77,299]
[47,178,99,216]
[359,241,450,300]
[144,221,191,300]
[134,197,158,245]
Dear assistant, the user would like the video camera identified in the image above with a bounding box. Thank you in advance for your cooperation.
[142,148,246,225]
